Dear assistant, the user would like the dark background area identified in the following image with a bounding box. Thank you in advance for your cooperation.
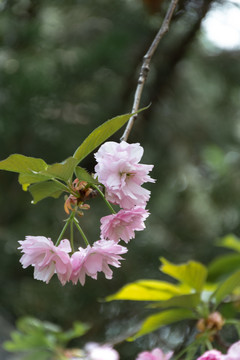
[1,0,240,358]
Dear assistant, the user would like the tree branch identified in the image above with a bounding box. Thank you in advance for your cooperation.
[121,0,179,142]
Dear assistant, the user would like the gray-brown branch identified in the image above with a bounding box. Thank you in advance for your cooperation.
[121,0,179,142]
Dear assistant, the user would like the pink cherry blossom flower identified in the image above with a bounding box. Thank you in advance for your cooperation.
[100,206,149,243]
[223,341,240,360]
[136,348,173,360]
[94,141,155,209]
[18,236,72,285]
[85,342,119,360]
[70,240,127,285]
[197,350,223,360]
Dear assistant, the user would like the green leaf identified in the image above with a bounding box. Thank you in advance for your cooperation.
[0,154,48,174]
[3,330,49,351]
[208,253,240,281]
[3,317,90,356]
[18,157,79,191]
[106,280,186,302]
[0,155,78,192]
[17,317,61,335]
[211,269,240,307]
[160,258,207,292]
[75,166,99,184]
[149,293,201,310]
[3,317,55,353]
[128,308,196,340]
[18,173,50,188]
[29,181,66,204]
[217,234,240,253]
[57,321,90,343]
[41,157,78,182]
[73,108,147,162]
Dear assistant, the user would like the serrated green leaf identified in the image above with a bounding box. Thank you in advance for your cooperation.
[75,166,99,184]
[211,269,240,307]
[208,253,240,281]
[73,108,148,162]
[0,154,48,174]
[128,308,196,340]
[149,293,201,310]
[106,280,185,302]
[41,157,78,182]
[160,258,207,292]
[217,234,240,253]
[29,181,65,204]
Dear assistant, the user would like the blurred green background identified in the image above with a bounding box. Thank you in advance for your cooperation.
[1,0,240,358]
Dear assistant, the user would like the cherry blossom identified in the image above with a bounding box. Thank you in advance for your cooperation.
[85,342,119,360]
[223,340,240,360]
[18,236,72,285]
[94,141,155,209]
[197,350,223,360]
[136,348,173,360]
[100,206,149,243]
[70,240,127,285]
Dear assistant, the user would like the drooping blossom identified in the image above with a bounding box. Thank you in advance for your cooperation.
[18,236,72,285]
[136,348,173,360]
[85,342,119,360]
[223,340,240,360]
[94,141,155,209]
[70,240,127,285]
[197,350,223,360]
[100,206,149,243]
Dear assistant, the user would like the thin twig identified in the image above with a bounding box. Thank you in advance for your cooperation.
[121,0,179,142]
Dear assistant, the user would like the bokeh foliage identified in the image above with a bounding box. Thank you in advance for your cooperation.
[1,0,240,358]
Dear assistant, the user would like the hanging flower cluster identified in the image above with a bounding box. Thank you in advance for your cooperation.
[197,340,240,360]
[64,341,240,360]
[18,141,155,285]
[135,348,173,360]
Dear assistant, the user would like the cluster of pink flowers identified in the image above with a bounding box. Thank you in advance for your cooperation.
[95,141,154,243]
[197,340,240,360]
[18,141,154,285]
[136,348,173,360]
[18,237,127,286]
[80,341,240,360]
[67,345,172,360]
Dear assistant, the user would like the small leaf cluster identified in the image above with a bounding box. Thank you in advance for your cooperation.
[3,316,89,360]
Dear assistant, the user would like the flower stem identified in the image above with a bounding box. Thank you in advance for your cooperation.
[55,212,75,246]
[70,219,75,252]
[92,184,116,214]
[206,339,213,350]
[73,217,90,246]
